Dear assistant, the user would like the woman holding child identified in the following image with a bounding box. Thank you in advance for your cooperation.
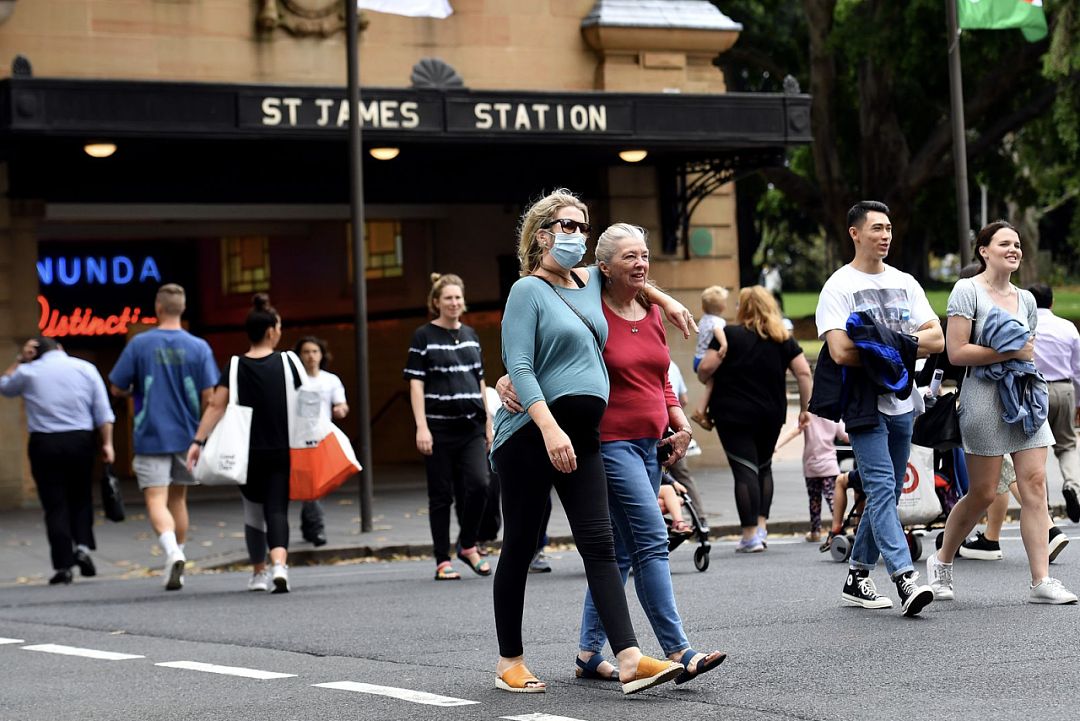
[499,218,724,688]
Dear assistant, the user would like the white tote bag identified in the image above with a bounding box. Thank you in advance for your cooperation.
[897,444,942,526]
[194,356,253,486]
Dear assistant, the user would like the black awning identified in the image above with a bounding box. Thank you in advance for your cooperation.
[0,77,810,152]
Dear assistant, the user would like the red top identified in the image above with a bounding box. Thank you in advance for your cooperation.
[600,302,679,442]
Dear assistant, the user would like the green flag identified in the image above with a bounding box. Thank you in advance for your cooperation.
[956,0,1048,42]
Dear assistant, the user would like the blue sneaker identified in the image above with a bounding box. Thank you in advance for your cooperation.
[756,527,768,548]
[735,536,764,553]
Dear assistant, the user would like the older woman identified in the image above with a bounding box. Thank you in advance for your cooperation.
[698,286,812,553]
[490,190,693,695]
[927,221,1077,604]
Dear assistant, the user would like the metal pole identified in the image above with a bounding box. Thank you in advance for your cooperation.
[946,0,972,267]
[346,0,373,532]
[980,183,988,229]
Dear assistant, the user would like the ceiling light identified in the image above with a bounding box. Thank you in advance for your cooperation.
[84,143,117,158]
[369,147,400,161]
[619,150,648,163]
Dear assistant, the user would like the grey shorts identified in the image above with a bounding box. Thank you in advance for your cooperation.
[132,453,198,490]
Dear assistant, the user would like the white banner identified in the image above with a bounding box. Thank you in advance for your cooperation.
[357,0,452,18]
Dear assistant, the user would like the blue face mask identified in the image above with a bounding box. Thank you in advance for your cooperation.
[550,232,587,269]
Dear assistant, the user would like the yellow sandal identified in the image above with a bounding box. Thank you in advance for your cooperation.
[621,656,683,695]
[495,664,546,693]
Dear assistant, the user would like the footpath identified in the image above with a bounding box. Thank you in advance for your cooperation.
[1,440,1074,585]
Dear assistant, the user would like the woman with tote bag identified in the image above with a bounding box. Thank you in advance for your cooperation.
[187,293,294,594]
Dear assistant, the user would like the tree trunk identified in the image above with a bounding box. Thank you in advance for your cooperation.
[1007,199,1041,286]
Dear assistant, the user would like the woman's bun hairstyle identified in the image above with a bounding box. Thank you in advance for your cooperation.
[246,293,279,343]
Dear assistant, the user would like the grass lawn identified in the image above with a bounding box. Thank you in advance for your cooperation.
[784,288,1080,324]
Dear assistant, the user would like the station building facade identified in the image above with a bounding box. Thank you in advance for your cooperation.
[0,0,810,508]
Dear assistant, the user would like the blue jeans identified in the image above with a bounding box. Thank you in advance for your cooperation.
[579,439,690,657]
[848,411,914,578]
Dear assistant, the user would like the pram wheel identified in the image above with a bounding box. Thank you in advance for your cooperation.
[935,531,944,550]
[830,534,852,563]
[907,534,923,562]
[693,546,710,572]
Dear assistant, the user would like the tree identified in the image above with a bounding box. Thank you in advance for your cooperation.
[717,0,1080,278]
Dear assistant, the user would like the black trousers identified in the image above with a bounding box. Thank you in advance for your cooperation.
[715,421,782,528]
[28,431,96,570]
[423,419,489,564]
[492,396,638,659]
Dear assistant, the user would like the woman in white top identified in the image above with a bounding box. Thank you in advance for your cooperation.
[294,337,349,547]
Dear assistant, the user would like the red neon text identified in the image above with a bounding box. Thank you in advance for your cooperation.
[37,295,157,337]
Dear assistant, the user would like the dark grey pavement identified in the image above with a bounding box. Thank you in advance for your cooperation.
[2,442,1075,585]
[0,526,1076,721]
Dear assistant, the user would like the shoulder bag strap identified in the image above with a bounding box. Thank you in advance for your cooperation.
[539,277,602,350]
[228,356,240,406]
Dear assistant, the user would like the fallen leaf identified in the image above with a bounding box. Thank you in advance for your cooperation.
[338,499,354,505]
[201,541,213,547]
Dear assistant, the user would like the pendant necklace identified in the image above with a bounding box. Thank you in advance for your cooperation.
[446,326,461,344]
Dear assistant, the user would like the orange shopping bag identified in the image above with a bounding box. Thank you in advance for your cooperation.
[289,425,360,501]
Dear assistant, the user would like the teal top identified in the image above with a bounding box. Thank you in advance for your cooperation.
[491,265,609,455]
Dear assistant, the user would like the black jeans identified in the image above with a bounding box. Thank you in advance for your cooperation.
[28,431,96,570]
[492,396,638,659]
[424,419,489,564]
[715,421,782,528]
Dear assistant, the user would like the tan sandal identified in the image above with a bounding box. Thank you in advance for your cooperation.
[621,656,684,695]
[690,410,713,431]
[495,664,546,693]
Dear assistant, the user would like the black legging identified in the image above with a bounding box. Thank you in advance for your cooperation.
[241,448,290,562]
[492,396,638,659]
[715,421,781,527]
[425,419,489,564]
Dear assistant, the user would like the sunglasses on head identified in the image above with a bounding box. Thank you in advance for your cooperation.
[545,218,592,235]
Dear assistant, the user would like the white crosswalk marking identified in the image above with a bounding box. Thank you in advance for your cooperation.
[0,638,25,645]
[21,644,144,660]
[156,661,296,680]
[313,681,478,707]
[501,714,590,721]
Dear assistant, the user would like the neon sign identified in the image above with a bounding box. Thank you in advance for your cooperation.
[37,295,158,338]
[37,255,161,286]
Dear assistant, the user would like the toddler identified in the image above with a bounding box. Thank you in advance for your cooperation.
[776,413,847,542]
[658,478,693,536]
[690,285,728,430]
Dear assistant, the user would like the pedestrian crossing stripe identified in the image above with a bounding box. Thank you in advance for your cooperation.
[21,644,144,660]
[156,661,297,679]
[501,715,591,721]
[0,638,25,645]
[313,681,478,706]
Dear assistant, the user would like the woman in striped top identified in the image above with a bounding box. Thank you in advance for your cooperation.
[404,273,494,581]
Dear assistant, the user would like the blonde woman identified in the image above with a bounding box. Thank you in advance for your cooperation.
[698,286,812,552]
[404,273,493,581]
[489,190,694,695]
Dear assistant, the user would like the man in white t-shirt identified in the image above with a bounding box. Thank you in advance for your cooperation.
[295,337,349,547]
[815,200,944,617]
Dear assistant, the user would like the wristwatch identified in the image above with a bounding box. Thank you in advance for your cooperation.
[193,439,206,447]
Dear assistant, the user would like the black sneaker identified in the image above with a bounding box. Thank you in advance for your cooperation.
[1049,526,1070,563]
[841,569,894,609]
[894,571,934,617]
[957,532,1002,561]
[1064,485,1080,524]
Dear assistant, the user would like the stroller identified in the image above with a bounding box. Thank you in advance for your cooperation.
[661,471,712,572]
[823,445,966,564]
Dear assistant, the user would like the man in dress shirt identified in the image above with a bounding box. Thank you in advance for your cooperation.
[1027,283,1080,523]
[1,336,115,584]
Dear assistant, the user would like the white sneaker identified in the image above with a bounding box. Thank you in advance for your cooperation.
[925,554,954,600]
[164,550,186,591]
[248,569,271,592]
[271,563,290,594]
[1029,577,1079,605]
